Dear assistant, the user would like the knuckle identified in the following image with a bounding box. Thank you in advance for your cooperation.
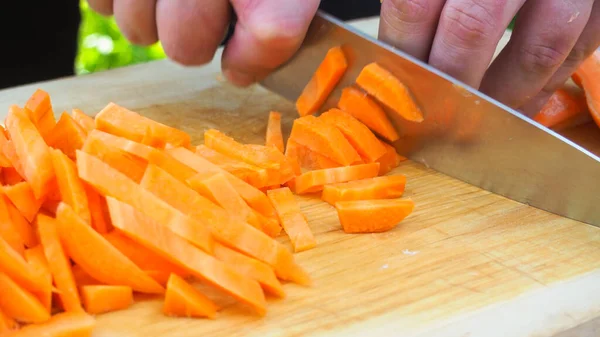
[383,0,431,25]
[88,0,114,16]
[163,44,214,66]
[442,1,499,49]
[519,41,570,74]
[248,19,305,50]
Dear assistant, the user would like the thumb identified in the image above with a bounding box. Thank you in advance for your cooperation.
[222,0,320,86]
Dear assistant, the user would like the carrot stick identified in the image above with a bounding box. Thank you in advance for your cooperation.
[23,246,53,314]
[106,197,268,316]
[5,196,36,249]
[76,150,214,253]
[572,50,600,128]
[80,285,133,315]
[71,109,95,133]
[337,86,400,142]
[356,62,424,123]
[24,89,56,141]
[335,199,415,233]
[244,144,296,185]
[163,273,219,319]
[289,115,362,166]
[71,265,103,286]
[252,209,282,238]
[50,149,91,224]
[0,235,45,295]
[267,187,316,252]
[265,111,284,152]
[2,182,45,223]
[296,46,348,116]
[145,149,199,183]
[36,213,83,313]
[294,163,381,194]
[2,167,24,185]
[45,113,88,160]
[0,194,25,255]
[196,144,269,188]
[3,311,95,337]
[204,129,281,170]
[81,135,148,183]
[284,139,342,171]
[0,308,19,333]
[0,272,50,324]
[55,203,165,295]
[86,129,154,161]
[0,129,24,176]
[5,105,55,200]
[321,175,407,205]
[376,142,405,175]
[533,88,589,128]
[319,108,388,163]
[84,183,112,234]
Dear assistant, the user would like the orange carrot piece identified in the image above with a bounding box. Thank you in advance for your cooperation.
[356,62,424,123]
[5,196,35,249]
[71,265,103,286]
[80,285,133,315]
[244,144,296,185]
[5,105,55,199]
[572,50,600,128]
[377,142,405,175]
[144,270,172,286]
[23,246,53,313]
[163,273,219,319]
[0,193,25,255]
[337,86,400,142]
[71,109,95,133]
[267,187,316,252]
[204,129,280,170]
[95,102,191,148]
[84,183,112,234]
[265,111,284,152]
[24,89,56,140]
[36,213,83,312]
[196,144,269,188]
[296,46,348,116]
[533,88,589,128]
[0,130,24,177]
[76,150,214,253]
[2,167,23,185]
[2,182,44,223]
[321,175,406,205]
[335,199,415,233]
[0,152,10,168]
[0,235,45,294]
[4,311,95,337]
[0,308,19,333]
[107,198,268,316]
[252,209,282,238]
[86,129,154,160]
[50,149,91,224]
[45,113,88,160]
[55,203,165,294]
[320,108,388,163]
[0,272,50,324]
[285,139,341,171]
[145,149,199,183]
[81,135,147,183]
[294,162,381,194]
[289,115,362,166]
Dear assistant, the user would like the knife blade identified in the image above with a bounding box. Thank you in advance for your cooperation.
[260,10,600,227]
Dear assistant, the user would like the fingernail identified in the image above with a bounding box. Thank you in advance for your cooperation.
[223,69,255,87]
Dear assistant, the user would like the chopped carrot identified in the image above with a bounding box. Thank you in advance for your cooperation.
[45,113,88,160]
[0,153,10,168]
[23,246,53,314]
[294,163,381,194]
[335,199,415,233]
[0,235,46,295]
[319,108,388,163]
[245,144,296,185]
[533,88,589,128]
[267,187,316,252]
[145,149,199,183]
[196,144,269,188]
[95,102,191,148]
[55,202,165,294]
[296,46,348,116]
[283,139,302,176]
[106,197,268,316]
[144,270,172,286]
[377,142,405,175]
[6,196,36,249]
[285,139,341,171]
[80,285,133,315]
[289,115,362,166]
[356,62,424,123]
[2,182,45,222]
[321,175,407,205]
[252,209,282,238]
[0,308,19,333]
[50,149,91,224]
[71,265,103,286]
[0,192,26,253]
[71,109,95,133]
[265,111,285,152]
[2,167,24,185]
[337,86,399,142]
[81,135,148,183]
[0,140,26,181]
[572,50,600,128]
[3,311,95,337]
[76,150,214,253]
[0,272,50,324]
[86,129,154,160]
[36,213,83,313]
[204,129,280,170]
[5,105,55,199]
[84,183,112,234]
[163,273,219,319]
[24,89,56,141]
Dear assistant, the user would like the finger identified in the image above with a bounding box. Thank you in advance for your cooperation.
[520,1,600,116]
[378,0,446,61]
[87,0,114,16]
[479,0,594,110]
[156,0,231,66]
[222,0,320,87]
[427,0,526,88]
[113,0,158,46]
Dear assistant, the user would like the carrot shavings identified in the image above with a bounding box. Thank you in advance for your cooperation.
[267,187,316,253]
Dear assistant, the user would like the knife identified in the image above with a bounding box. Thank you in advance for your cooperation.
[258,10,600,227]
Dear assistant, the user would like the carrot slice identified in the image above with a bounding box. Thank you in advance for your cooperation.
[82,135,148,183]
[294,163,381,194]
[80,285,133,315]
[572,50,600,128]
[267,187,316,252]
[76,150,214,253]
[289,115,362,166]
[296,46,348,116]
[36,213,83,312]
[2,182,44,223]
[0,308,19,333]
[196,144,269,188]
[204,129,280,170]
[337,86,400,142]
[321,175,406,205]
[356,62,424,123]
[55,203,165,295]
[0,272,50,324]
[377,142,405,175]
[106,197,268,316]
[50,149,91,224]
[0,235,45,294]
[163,273,219,319]
[265,111,284,152]
[533,88,589,128]
[95,102,191,148]
[45,113,88,160]
[319,108,388,163]
[5,105,55,199]
[335,199,415,233]
[71,109,95,133]
[4,311,95,337]
[84,183,112,234]
[23,246,53,314]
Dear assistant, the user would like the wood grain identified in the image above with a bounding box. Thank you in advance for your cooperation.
[1,17,600,337]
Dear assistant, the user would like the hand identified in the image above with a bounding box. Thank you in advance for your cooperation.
[379,0,600,116]
[87,0,320,86]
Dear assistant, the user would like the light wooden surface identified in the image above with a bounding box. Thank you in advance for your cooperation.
[2,17,600,337]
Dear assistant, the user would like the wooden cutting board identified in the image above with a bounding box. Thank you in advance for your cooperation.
[2,17,600,337]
